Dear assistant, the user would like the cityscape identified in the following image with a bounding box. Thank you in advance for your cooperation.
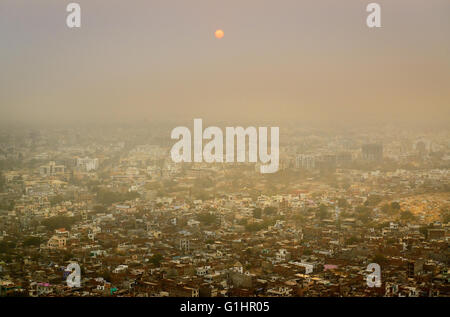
[0,122,448,297]
[1,0,449,300]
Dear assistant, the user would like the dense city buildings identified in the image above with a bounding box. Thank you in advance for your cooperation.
[0,123,448,297]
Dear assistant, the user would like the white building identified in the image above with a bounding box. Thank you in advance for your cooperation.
[113,265,128,274]
[295,155,316,169]
[76,157,99,171]
[47,235,66,249]
[40,161,65,177]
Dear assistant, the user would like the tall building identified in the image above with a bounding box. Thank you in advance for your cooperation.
[361,144,383,161]
[317,154,337,173]
[295,155,316,169]
[336,152,352,166]
[407,260,424,278]
[180,239,190,253]
[76,157,99,171]
[39,161,65,177]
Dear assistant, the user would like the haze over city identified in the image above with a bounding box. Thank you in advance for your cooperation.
[0,0,449,301]
[1,0,449,125]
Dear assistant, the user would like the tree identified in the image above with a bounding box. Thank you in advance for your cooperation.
[372,253,387,266]
[41,216,77,231]
[346,236,360,244]
[150,254,163,267]
[441,208,450,223]
[263,206,277,216]
[252,208,262,219]
[381,203,391,214]
[197,213,218,226]
[341,182,351,190]
[0,241,16,254]
[50,194,65,206]
[338,198,348,209]
[0,171,4,191]
[303,249,313,256]
[245,219,274,232]
[400,210,415,221]
[419,225,431,239]
[93,205,107,214]
[23,237,41,247]
[293,213,305,225]
[355,206,372,224]
[370,195,383,206]
[390,202,401,211]
[7,290,28,297]
[194,177,214,188]
[316,204,329,220]
[101,270,113,283]
[97,190,140,205]
[191,188,209,201]
[7,201,15,211]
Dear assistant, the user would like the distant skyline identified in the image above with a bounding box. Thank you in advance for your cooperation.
[1,0,449,125]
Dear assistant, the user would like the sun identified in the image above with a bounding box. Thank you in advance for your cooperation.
[214,29,224,39]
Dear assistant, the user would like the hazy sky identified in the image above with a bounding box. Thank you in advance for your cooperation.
[1,0,449,125]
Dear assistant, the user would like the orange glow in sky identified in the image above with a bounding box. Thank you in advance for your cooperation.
[214,29,224,39]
